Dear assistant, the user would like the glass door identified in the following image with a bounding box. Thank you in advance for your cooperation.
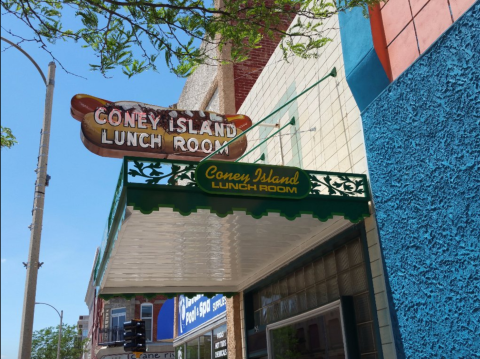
[111,308,126,341]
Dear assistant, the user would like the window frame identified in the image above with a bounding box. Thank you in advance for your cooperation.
[265,300,347,359]
[110,307,126,342]
[141,303,154,342]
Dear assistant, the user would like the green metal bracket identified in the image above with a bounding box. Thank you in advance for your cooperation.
[235,117,296,162]
[254,153,265,163]
[200,67,337,162]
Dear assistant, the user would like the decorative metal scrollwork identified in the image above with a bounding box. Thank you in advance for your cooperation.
[128,160,197,187]
[309,174,365,197]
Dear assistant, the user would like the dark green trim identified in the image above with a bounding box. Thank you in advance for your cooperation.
[126,185,370,223]
[94,188,127,284]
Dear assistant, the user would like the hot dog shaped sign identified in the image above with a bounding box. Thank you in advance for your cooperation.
[70,94,253,160]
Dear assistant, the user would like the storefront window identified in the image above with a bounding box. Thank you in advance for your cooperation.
[177,325,226,359]
[187,338,199,359]
[269,306,345,359]
[213,325,227,359]
[253,238,368,327]
[199,333,212,359]
[247,237,378,358]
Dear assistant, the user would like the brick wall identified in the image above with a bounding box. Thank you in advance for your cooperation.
[233,37,282,112]
[135,295,168,342]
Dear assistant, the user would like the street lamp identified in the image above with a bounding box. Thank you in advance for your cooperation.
[34,302,63,359]
[1,37,56,359]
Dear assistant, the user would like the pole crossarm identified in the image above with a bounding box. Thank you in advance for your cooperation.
[1,37,47,85]
[200,67,337,162]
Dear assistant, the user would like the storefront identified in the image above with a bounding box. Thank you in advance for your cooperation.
[74,8,396,355]
[174,294,228,359]
[243,227,380,359]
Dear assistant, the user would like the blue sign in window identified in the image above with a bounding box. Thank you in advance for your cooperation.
[178,294,226,335]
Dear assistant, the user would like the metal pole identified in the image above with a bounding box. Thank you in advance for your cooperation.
[200,67,336,162]
[18,62,56,359]
[57,310,63,359]
[235,117,295,162]
[34,303,62,359]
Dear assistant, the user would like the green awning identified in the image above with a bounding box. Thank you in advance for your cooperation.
[93,157,371,297]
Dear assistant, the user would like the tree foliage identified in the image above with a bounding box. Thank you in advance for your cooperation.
[1,0,380,77]
[1,126,17,148]
[31,324,88,359]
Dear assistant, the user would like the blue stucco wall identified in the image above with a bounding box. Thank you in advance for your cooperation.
[361,3,480,358]
[339,7,390,111]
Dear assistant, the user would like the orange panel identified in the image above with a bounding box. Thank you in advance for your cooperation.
[409,0,430,15]
[387,22,419,79]
[414,0,453,52]
[381,0,413,44]
[450,0,476,20]
[369,4,393,81]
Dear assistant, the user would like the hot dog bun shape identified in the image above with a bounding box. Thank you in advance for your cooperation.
[71,94,253,161]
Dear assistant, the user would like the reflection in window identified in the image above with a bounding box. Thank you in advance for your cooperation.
[110,308,126,342]
[270,308,345,359]
[199,333,212,359]
[187,338,199,359]
[141,303,153,342]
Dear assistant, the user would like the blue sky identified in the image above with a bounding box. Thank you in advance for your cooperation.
[1,14,186,359]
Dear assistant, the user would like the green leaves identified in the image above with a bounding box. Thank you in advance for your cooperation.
[1,126,17,149]
[2,0,381,77]
[31,324,88,359]
[127,160,197,186]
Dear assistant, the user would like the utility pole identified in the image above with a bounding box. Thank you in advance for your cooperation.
[17,61,56,359]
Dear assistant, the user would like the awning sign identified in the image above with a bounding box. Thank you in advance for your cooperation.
[70,94,252,160]
[195,161,311,199]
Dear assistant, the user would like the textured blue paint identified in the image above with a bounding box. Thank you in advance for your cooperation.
[361,4,480,358]
[339,7,390,111]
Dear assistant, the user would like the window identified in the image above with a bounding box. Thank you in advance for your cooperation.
[247,237,379,358]
[186,338,199,359]
[252,238,368,327]
[141,303,153,342]
[175,324,226,359]
[268,303,345,359]
[111,308,126,341]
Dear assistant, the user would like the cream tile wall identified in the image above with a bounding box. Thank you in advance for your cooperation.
[237,14,397,359]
